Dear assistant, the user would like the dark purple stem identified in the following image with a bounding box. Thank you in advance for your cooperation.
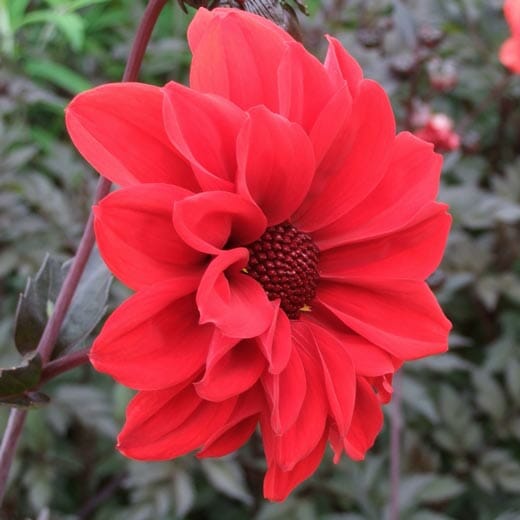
[77,472,128,519]
[389,372,402,520]
[39,347,91,385]
[38,181,111,365]
[0,0,168,505]
[0,409,27,504]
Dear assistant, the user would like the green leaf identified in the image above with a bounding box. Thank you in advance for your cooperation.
[67,0,109,11]
[441,186,520,229]
[54,384,117,438]
[497,461,520,493]
[22,466,53,511]
[53,13,85,51]
[53,248,112,357]
[0,354,41,394]
[16,8,83,45]
[6,0,31,29]
[399,474,434,511]
[0,354,48,408]
[16,8,56,27]
[24,59,92,94]
[505,359,520,404]
[14,249,112,358]
[14,254,66,356]
[402,375,438,422]
[418,476,465,503]
[473,370,507,421]
[201,458,253,505]
[172,470,194,518]
[409,354,472,372]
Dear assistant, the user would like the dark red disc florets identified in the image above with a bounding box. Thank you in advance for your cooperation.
[246,222,320,319]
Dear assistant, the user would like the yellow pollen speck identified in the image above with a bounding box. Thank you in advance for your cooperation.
[242,267,249,274]
[300,304,312,313]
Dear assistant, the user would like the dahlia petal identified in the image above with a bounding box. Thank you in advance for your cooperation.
[306,323,356,437]
[344,378,383,460]
[328,425,344,463]
[186,5,213,49]
[162,82,246,191]
[118,385,237,460]
[294,80,395,231]
[319,209,451,281]
[173,191,267,255]
[341,336,395,377]
[261,345,306,434]
[324,36,363,95]
[197,387,264,458]
[368,373,394,404]
[308,83,352,171]
[195,329,265,401]
[205,329,240,371]
[119,384,199,451]
[94,184,203,290]
[504,0,520,37]
[90,278,211,390]
[189,7,294,50]
[269,349,328,470]
[189,8,293,111]
[65,83,196,189]
[199,415,258,459]
[258,300,292,374]
[499,38,520,73]
[196,248,274,338]
[277,42,336,132]
[195,339,266,401]
[263,432,327,502]
[304,306,396,377]
[312,132,443,249]
[236,106,315,226]
[317,280,451,360]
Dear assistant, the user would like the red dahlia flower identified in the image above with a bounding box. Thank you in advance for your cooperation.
[500,0,520,73]
[66,8,451,501]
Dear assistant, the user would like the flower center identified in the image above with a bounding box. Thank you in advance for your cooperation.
[246,222,320,319]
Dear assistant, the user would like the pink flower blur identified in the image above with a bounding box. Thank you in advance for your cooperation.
[414,113,460,153]
[500,0,520,73]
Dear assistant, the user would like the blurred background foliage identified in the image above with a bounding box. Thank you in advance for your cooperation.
[1,0,520,518]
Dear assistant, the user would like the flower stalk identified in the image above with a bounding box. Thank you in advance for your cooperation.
[390,372,402,520]
[0,0,168,504]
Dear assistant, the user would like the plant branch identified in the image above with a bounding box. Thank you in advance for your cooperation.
[40,347,91,386]
[0,0,169,505]
[77,472,127,520]
[0,410,27,504]
[389,372,402,520]
[37,181,111,366]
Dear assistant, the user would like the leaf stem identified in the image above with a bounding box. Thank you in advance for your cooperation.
[0,0,168,505]
[39,347,91,385]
